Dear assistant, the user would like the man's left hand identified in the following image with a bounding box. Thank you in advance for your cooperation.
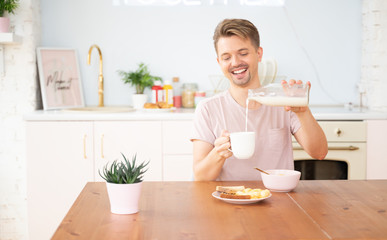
[282,79,310,113]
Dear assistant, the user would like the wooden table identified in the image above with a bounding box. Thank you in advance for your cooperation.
[52,180,387,240]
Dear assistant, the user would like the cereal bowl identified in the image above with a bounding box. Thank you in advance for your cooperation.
[261,169,301,192]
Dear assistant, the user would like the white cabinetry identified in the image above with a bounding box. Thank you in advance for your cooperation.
[26,119,194,239]
[94,121,163,181]
[26,121,94,240]
[366,120,387,179]
[162,121,194,181]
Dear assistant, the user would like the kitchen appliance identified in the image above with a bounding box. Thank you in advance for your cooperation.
[292,121,367,180]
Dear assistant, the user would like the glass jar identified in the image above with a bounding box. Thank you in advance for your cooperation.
[182,83,198,108]
[194,91,206,107]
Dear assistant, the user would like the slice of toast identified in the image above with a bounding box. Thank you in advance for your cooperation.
[220,193,251,199]
[216,186,245,194]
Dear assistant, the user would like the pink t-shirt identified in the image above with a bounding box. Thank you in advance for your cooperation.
[191,90,301,181]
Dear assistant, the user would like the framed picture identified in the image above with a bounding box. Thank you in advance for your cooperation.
[37,48,85,110]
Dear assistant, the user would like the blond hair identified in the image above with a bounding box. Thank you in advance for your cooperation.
[213,19,260,54]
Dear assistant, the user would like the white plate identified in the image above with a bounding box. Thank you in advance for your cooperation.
[263,59,276,86]
[272,59,278,82]
[140,108,175,113]
[258,61,267,85]
[212,191,272,205]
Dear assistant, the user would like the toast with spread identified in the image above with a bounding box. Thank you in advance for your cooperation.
[216,186,270,199]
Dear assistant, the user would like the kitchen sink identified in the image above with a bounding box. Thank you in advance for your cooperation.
[63,106,135,113]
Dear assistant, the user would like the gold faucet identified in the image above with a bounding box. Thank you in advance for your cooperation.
[87,44,104,107]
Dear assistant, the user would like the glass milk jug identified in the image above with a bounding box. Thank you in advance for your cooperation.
[248,83,310,107]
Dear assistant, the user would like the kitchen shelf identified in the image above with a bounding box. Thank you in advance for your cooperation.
[0,32,21,43]
[0,32,22,76]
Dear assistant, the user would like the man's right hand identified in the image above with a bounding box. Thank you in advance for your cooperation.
[192,130,233,180]
[213,130,233,159]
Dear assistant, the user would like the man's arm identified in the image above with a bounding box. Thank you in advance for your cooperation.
[193,130,232,181]
[292,108,328,160]
[283,79,328,160]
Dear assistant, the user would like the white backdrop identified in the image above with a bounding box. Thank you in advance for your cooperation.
[40,0,362,106]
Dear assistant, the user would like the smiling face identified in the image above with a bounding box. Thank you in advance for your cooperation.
[216,35,263,88]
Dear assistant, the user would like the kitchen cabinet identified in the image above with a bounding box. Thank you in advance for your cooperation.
[162,120,194,181]
[163,155,193,181]
[26,119,194,239]
[366,120,387,179]
[94,121,163,181]
[26,121,94,240]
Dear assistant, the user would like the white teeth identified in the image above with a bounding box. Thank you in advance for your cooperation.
[233,69,246,74]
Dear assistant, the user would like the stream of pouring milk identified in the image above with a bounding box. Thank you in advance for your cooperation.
[245,99,249,132]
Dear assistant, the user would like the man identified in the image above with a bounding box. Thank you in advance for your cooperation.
[191,19,328,181]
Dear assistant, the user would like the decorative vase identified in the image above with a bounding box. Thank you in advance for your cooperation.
[132,93,147,109]
[0,17,10,33]
[106,182,142,214]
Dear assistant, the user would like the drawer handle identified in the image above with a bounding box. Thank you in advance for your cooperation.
[293,146,359,151]
[335,128,342,137]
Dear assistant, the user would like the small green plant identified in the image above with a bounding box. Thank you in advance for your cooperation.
[118,63,162,94]
[0,0,19,17]
[99,153,149,184]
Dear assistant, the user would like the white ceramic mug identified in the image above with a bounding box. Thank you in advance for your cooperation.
[229,131,255,159]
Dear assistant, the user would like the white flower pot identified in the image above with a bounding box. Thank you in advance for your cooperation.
[132,94,147,109]
[106,182,142,214]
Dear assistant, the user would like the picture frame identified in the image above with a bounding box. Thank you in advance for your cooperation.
[37,47,85,110]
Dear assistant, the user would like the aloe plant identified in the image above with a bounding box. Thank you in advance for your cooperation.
[99,153,149,184]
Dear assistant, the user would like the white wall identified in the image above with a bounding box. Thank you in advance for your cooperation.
[362,0,387,111]
[40,0,362,107]
[0,0,40,239]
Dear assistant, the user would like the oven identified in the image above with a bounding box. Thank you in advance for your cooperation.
[293,121,367,180]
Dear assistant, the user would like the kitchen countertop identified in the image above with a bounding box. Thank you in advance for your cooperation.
[24,107,196,121]
[24,105,387,121]
[52,180,387,240]
[309,105,387,120]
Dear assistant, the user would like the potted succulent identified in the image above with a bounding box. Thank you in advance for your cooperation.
[99,153,149,214]
[0,0,19,33]
[118,63,162,109]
